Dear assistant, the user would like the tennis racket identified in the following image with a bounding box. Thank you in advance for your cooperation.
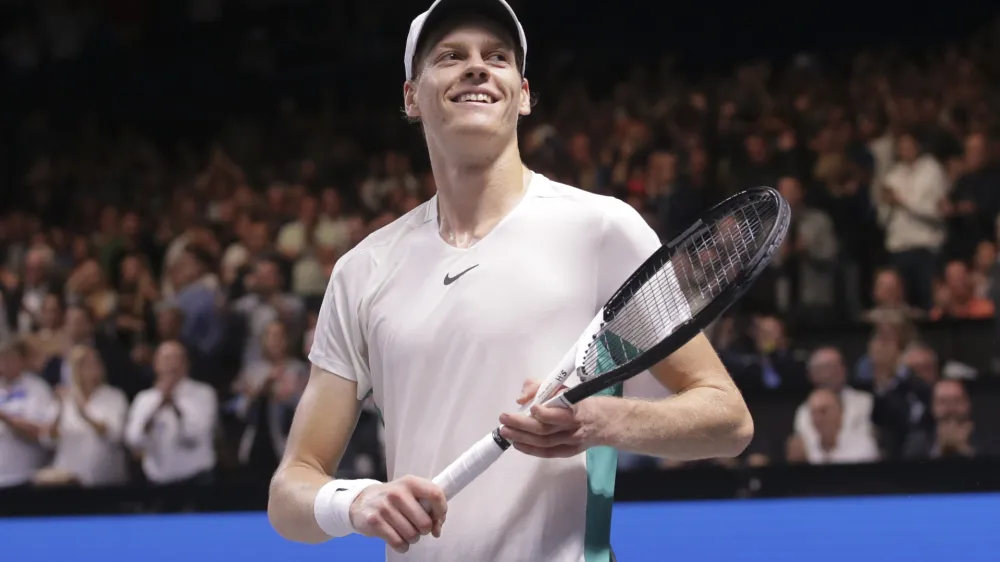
[427,186,790,503]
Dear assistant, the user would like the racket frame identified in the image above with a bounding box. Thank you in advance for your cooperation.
[547,186,790,407]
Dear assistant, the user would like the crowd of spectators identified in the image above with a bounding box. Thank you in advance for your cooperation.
[2,2,1000,492]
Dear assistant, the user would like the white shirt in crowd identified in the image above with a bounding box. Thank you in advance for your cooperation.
[0,373,57,488]
[310,172,662,562]
[45,385,130,487]
[879,154,949,253]
[125,378,218,484]
[795,387,880,465]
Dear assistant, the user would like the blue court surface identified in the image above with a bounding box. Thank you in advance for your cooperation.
[1,493,996,561]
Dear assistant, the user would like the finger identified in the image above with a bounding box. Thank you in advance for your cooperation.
[500,426,581,448]
[530,404,580,426]
[511,441,582,458]
[369,515,408,553]
[391,490,435,536]
[404,477,448,522]
[381,504,421,545]
[517,379,540,405]
[499,412,564,435]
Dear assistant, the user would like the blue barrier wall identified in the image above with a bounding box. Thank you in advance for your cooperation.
[2,494,997,562]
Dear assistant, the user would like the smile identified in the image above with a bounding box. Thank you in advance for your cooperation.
[451,92,497,104]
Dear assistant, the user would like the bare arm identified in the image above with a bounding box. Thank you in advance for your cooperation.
[503,333,754,461]
[581,333,753,459]
[0,410,47,443]
[267,365,361,544]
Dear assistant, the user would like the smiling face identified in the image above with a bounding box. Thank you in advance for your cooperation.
[404,14,531,153]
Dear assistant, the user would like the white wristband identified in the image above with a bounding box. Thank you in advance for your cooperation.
[313,479,380,538]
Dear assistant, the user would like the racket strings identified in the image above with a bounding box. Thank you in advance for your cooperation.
[582,195,780,379]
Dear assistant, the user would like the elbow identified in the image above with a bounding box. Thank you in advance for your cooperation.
[719,400,755,458]
[266,471,298,541]
[266,469,327,545]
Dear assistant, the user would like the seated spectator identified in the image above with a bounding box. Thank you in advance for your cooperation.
[276,195,350,262]
[793,347,876,454]
[901,343,940,386]
[167,246,225,358]
[787,388,880,464]
[774,176,839,315]
[4,245,62,335]
[856,327,934,458]
[929,260,995,320]
[21,293,68,373]
[725,315,808,391]
[232,256,305,368]
[970,240,996,299]
[904,379,992,459]
[124,341,218,485]
[231,320,307,481]
[0,339,57,489]
[64,258,118,326]
[861,268,924,323]
[853,319,918,386]
[40,304,138,398]
[34,345,128,488]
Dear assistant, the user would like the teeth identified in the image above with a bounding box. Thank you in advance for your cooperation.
[457,92,494,103]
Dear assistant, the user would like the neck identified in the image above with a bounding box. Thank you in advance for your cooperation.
[430,139,529,244]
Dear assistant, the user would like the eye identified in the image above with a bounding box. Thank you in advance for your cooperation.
[438,51,460,62]
[488,52,509,63]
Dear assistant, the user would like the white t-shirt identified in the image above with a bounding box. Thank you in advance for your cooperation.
[124,378,218,483]
[793,387,875,453]
[48,385,130,487]
[0,373,57,488]
[310,172,663,562]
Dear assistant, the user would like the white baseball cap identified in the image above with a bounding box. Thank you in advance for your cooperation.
[404,0,527,81]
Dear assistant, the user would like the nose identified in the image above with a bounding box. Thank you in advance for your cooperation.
[462,57,490,81]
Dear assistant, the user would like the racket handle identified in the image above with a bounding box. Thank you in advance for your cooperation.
[432,430,506,500]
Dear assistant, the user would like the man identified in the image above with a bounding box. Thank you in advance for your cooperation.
[858,326,933,458]
[904,379,988,459]
[792,347,875,456]
[267,2,753,561]
[877,129,948,311]
[0,339,57,489]
[232,256,305,368]
[774,176,838,315]
[787,388,880,465]
[124,341,218,485]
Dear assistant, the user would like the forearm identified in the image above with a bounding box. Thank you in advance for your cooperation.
[0,415,46,443]
[584,387,753,460]
[268,463,338,544]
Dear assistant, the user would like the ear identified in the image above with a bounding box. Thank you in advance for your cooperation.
[518,78,531,117]
[403,81,421,119]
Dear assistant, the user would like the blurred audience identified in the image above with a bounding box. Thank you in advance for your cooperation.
[1,3,1000,492]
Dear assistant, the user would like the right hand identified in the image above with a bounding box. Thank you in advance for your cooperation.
[349,476,448,554]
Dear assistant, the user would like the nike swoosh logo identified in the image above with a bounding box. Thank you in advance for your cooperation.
[444,264,479,285]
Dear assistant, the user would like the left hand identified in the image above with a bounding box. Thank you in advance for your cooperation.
[497,379,595,459]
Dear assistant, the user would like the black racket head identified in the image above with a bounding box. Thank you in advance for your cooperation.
[564,186,790,403]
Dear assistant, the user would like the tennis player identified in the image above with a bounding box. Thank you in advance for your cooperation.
[267,1,753,560]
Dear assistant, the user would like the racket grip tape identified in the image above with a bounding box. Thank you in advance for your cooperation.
[420,432,505,512]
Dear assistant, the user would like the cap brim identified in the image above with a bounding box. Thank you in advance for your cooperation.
[411,0,525,78]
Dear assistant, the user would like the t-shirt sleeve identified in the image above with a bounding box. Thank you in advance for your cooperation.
[308,250,374,400]
[596,199,672,400]
[596,198,663,306]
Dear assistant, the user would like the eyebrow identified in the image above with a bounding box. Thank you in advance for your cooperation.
[433,39,515,54]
